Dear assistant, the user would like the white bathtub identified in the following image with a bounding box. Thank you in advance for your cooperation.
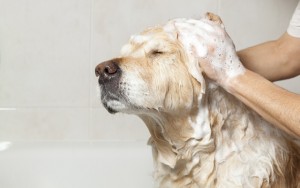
[0,141,154,188]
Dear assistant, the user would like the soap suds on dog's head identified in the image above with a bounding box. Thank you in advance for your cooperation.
[163,17,245,82]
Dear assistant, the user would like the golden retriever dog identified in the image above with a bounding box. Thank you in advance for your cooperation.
[95,13,300,188]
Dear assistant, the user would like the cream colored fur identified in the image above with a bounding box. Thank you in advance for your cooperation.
[97,13,300,188]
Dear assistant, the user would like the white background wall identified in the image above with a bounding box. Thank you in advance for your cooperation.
[0,0,299,141]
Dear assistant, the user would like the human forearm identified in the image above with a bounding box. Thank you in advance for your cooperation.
[237,41,282,81]
[237,33,300,81]
[179,15,300,137]
[227,69,300,137]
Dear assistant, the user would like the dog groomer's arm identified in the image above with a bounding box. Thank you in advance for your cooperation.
[225,69,300,138]
[228,6,300,137]
[237,33,300,81]
[201,48,300,137]
[199,30,300,137]
[238,2,300,82]
[196,21,300,137]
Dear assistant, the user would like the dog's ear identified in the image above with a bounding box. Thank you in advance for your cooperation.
[203,12,223,26]
[183,51,206,94]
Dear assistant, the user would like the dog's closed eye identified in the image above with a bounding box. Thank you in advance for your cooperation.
[150,49,164,55]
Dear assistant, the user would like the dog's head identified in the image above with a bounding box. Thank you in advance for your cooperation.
[95,13,224,116]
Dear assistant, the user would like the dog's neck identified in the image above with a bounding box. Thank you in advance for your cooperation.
[139,82,283,187]
[140,83,240,163]
[139,97,215,168]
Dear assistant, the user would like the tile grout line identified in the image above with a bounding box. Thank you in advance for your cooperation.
[88,0,95,139]
[0,106,96,109]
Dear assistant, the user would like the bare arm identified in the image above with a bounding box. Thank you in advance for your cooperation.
[190,21,300,137]
[237,33,300,81]
[208,37,300,137]
[230,33,300,137]
[227,69,300,137]
[201,32,300,136]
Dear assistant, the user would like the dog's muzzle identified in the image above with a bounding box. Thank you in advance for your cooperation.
[95,59,122,113]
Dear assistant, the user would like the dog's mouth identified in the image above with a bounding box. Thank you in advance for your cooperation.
[99,81,146,115]
[100,92,118,114]
[99,83,125,114]
[103,101,118,114]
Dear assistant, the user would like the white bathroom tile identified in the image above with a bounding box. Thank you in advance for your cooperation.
[0,108,89,141]
[219,0,282,50]
[90,74,101,108]
[275,76,300,93]
[0,0,91,107]
[90,108,149,141]
[278,0,299,29]
[92,0,219,60]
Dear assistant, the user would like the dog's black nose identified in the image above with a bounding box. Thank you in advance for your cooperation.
[95,59,121,84]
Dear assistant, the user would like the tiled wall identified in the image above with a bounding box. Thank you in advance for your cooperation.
[0,0,299,141]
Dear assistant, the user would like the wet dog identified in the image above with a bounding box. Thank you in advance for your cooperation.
[95,13,300,187]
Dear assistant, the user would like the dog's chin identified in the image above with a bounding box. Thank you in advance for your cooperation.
[102,98,146,115]
[103,102,118,114]
[100,90,147,115]
[102,99,125,114]
[100,88,127,114]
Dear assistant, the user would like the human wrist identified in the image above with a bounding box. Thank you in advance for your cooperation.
[220,68,246,94]
[216,62,245,93]
[223,75,239,94]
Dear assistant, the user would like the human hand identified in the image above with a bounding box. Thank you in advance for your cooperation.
[173,13,245,89]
